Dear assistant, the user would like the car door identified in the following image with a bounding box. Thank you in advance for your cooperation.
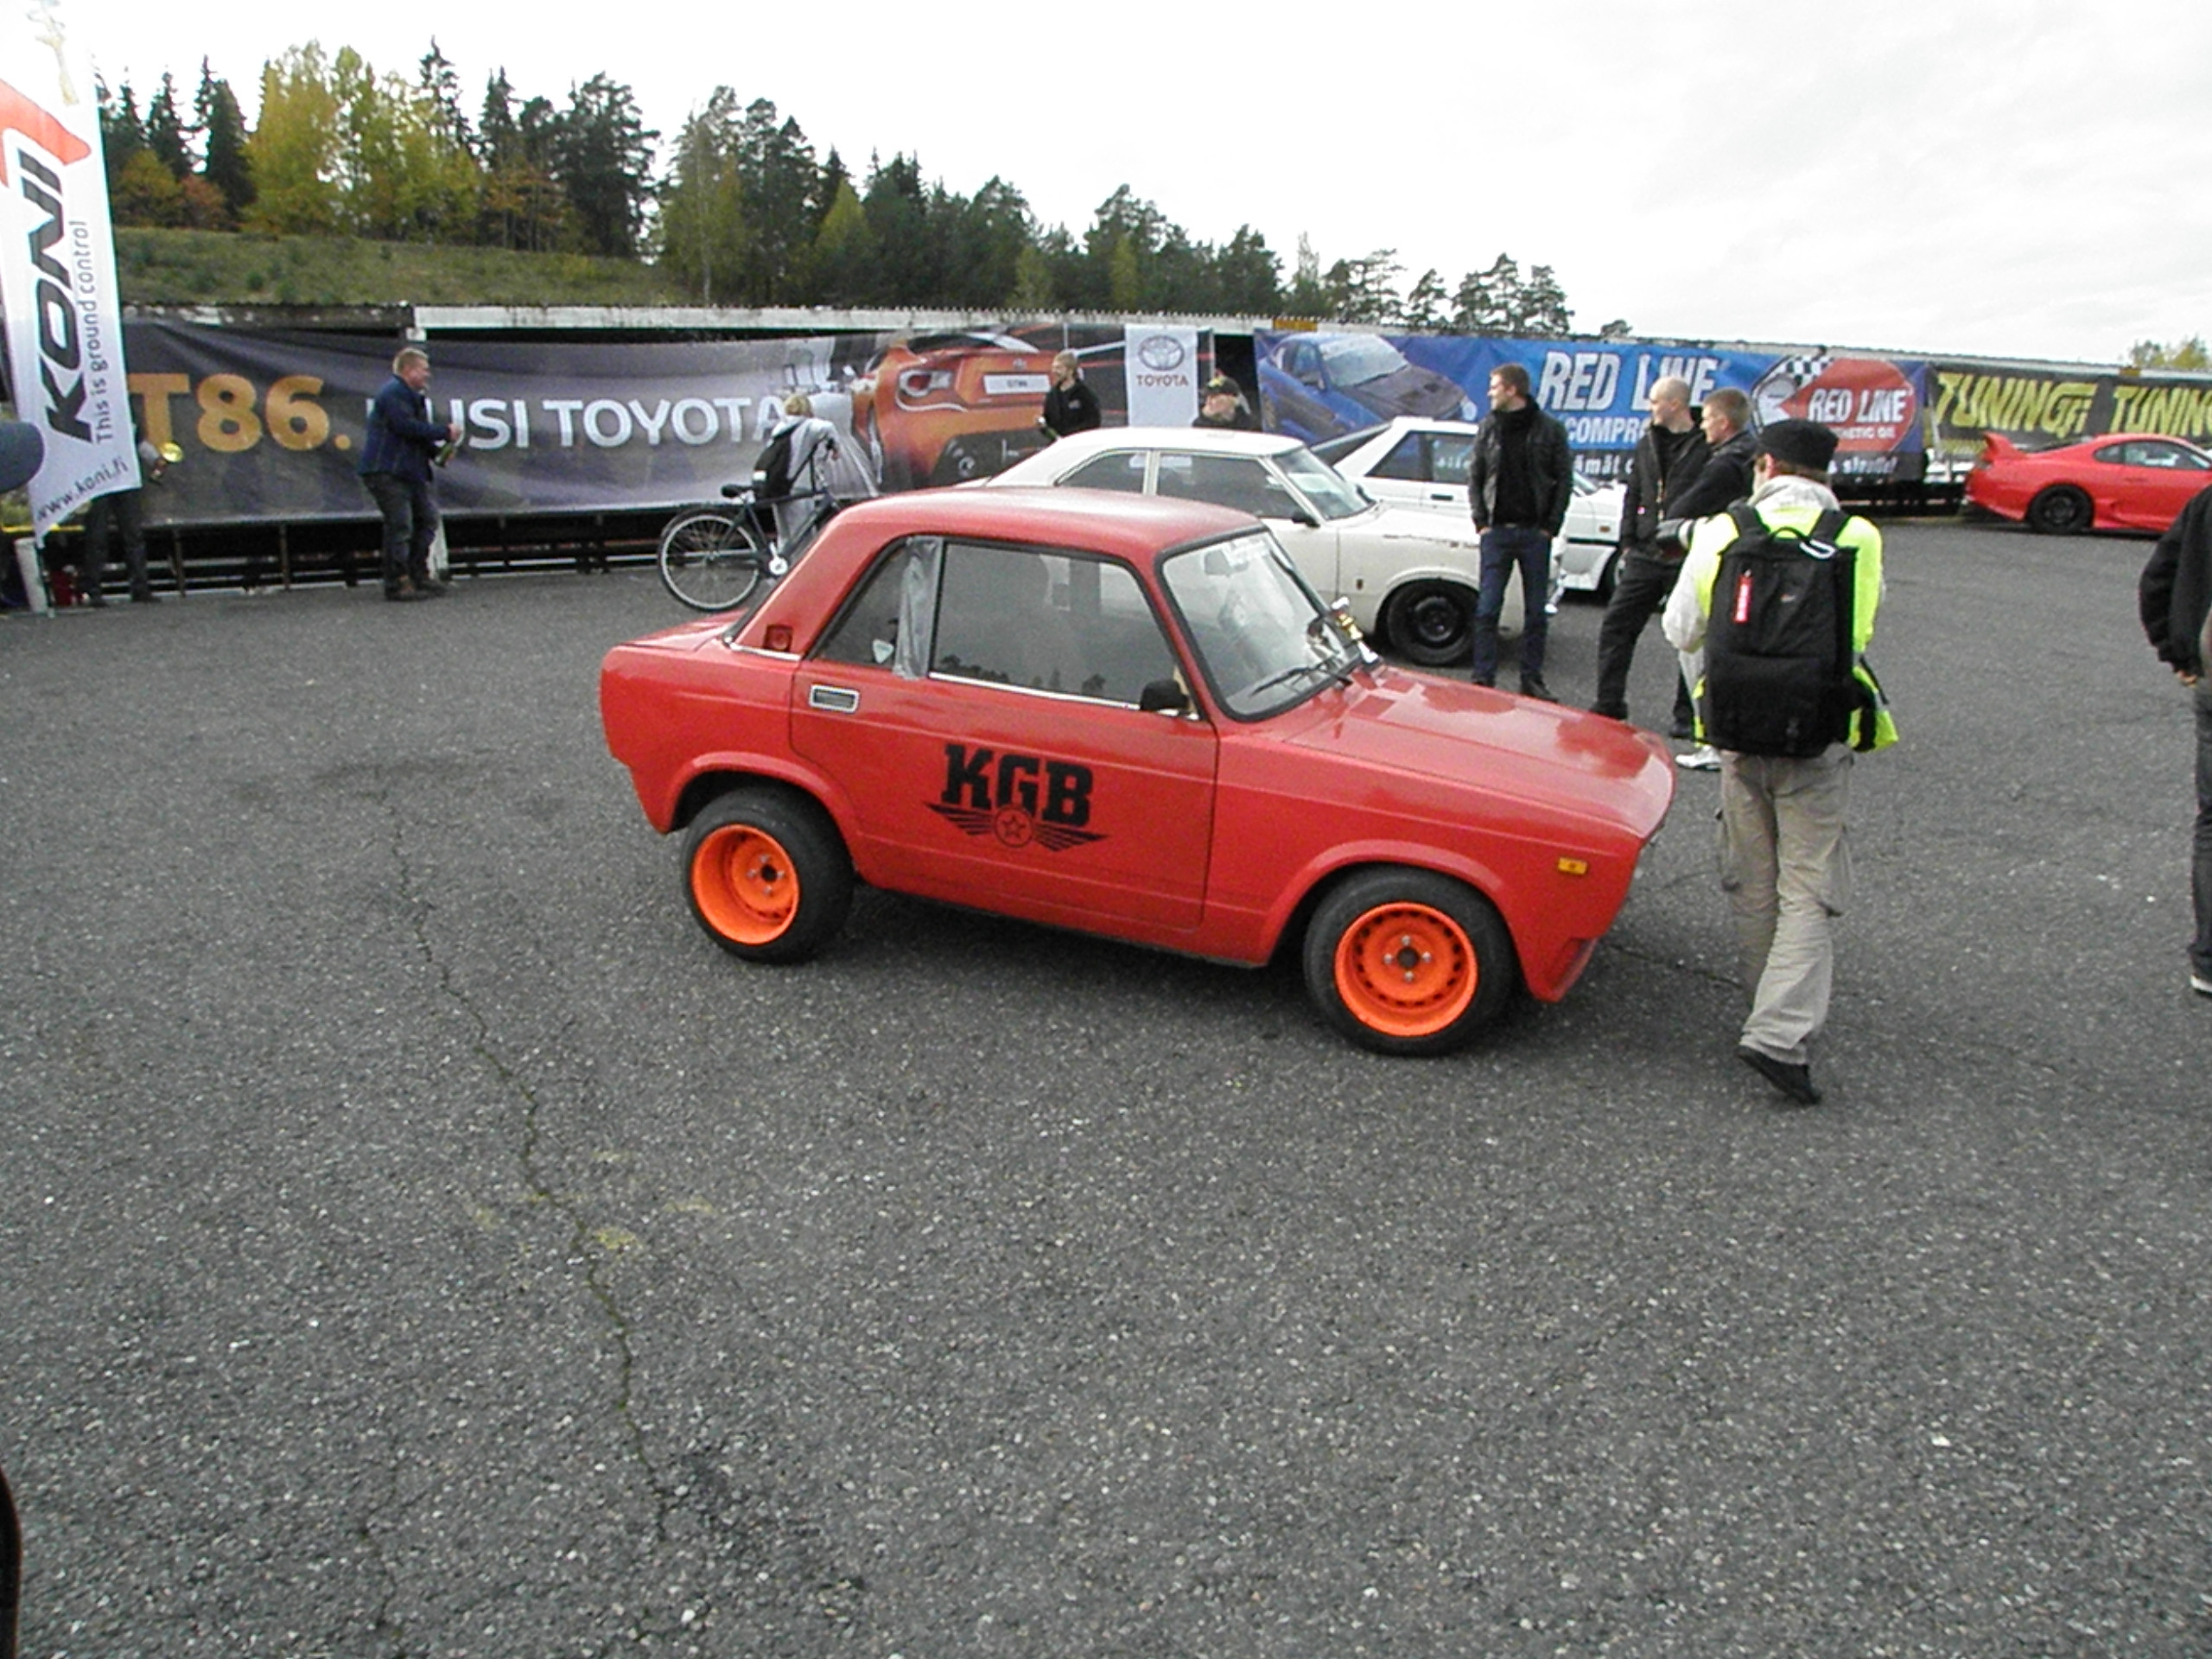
[2106,440,2212,530]
[791,534,1217,937]
[1355,429,1464,515]
[1152,448,1343,601]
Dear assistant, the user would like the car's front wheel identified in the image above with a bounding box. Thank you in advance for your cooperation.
[2027,485,2093,535]
[683,788,854,963]
[1382,580,1477,667]
[1302,868,1516,1055]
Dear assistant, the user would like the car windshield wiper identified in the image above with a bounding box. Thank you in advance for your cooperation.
[1245,650,1357,702]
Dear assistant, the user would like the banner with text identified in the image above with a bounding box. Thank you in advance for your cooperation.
[1,5,137,535]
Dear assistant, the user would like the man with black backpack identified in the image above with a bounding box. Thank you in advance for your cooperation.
[1662,419,1892,1105]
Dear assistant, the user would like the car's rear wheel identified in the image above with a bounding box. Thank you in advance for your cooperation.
[1382,579,1477,667]
[1302,868,1516,1055]
[683,788,853,963]
[2027,485,2093,535]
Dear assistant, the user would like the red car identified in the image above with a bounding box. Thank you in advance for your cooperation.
[601,488,1675,1054]
[1966,430,2212,533]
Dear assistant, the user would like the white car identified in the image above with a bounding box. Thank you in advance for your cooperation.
[1313,417,1625,602]
[988,427,1518,666]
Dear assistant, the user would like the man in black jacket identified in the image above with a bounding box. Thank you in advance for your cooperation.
[1039,352,1102,440]
[2139,484,2212,997]
[1592,376,1709,728]
[1465,363,1573,698]
[1653,388,1758,767]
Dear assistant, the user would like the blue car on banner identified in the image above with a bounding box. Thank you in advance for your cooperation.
[1261,334,1478,442]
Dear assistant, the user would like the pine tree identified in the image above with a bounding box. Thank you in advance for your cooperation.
[195,60,255,218]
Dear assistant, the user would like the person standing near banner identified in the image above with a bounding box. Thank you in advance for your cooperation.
[359,346,456,602]
[1192,374,1258,431]
[79,426,168,606]
[1039,352,1102,440]
[1592,375,1709,731]
[1465,363,1572,700]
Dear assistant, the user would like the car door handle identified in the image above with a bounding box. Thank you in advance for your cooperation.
[808,684,860,713]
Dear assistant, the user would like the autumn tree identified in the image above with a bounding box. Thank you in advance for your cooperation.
[245,43,344,234]
[657,89,747,302]
[2129,337,2211,371]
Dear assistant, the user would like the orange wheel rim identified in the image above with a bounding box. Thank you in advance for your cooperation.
[692,824,800,944]
[1332,900,1477,1039]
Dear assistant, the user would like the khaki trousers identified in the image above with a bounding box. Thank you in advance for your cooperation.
[1717,745,1853,1065]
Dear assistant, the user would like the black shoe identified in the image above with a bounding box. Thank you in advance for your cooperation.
[385,584,425,602]
[1737,1046,1822,1105]
[85,593,108,608]
[1471,674,1496,689]
[1519,675,1558,702]
[1670,716,1695,740]
[130,589,160,604]
[1589,702,1627,721]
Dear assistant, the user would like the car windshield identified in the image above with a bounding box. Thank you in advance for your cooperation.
[1319,336,1409,387]
[1310,426,1384,465]
[1275,446,1372,521]
[1160,530,1360,719]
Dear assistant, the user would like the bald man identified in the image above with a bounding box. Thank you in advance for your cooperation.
[1591,376,1709,733]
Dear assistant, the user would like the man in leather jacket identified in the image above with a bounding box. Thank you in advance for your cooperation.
[2139,483,2212,998]
[1465,363,1573,698]
[1592,376,1709,729]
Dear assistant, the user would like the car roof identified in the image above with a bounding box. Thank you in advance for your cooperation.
[1004,426,1307,467]
[826,484,1258,556]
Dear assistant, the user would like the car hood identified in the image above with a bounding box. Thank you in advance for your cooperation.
[1273,667,1675,836]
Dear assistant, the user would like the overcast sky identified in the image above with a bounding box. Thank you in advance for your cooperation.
[69,0,2212,365]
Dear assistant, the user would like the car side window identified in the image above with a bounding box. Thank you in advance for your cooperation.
[1171,453,1297,519]
[812,537,942,676]
[931,542,1179,704]
[1368,433,1427,482]
[1060,452,1148,493]
[1428,434,1476,487]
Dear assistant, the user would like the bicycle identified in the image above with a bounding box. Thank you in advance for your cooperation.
[657,429,856,612]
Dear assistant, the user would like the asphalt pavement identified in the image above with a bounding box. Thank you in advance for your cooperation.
[2,519,2207,1657]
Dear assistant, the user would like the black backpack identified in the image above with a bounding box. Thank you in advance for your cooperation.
[1701,503,1858,758]
[752,424,798,499]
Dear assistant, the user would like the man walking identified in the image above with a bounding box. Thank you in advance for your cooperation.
[2138,483,2212,998]
[1662,419,1889,1105]
[1465,363,1572,699]
[1592,376,1709,729]
[359,346,458,602]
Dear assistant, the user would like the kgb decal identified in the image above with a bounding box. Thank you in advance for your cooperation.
[930,743,1106,851]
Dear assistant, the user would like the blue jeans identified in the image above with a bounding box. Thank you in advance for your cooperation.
[2193,679,2212,978]
[1470,524,1550,685]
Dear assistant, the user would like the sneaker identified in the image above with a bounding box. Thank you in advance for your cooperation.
[1675,745,1722,771]
[1737,1046,1822,1105]
[1518,675,1558,702]
[2192,970,2212,997]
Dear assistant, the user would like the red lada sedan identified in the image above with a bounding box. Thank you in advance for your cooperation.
[601,489,1674,1055]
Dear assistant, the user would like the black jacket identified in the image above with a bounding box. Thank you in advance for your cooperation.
[1621,422,1711,552]
[1041,379,1102,439]
[1466,404,1573,534]
[2140,483,2212,677]
[1662,426,1758,525]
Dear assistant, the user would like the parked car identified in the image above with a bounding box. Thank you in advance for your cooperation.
[1311,418,1619,600]
[1965,430,2212,533]
[1260,334,1476,443]
[855,333,1058,492]
[986,426,1515,665]
[600,487,1675,1055]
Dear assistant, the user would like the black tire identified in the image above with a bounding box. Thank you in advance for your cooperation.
[683,789,854,963]
[1301,867,1517,1056]
[658,508,766,612]
[1381,579,1478,668]
[2026,485,2092,535]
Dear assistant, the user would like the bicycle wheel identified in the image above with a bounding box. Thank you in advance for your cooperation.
[658,508,766,612]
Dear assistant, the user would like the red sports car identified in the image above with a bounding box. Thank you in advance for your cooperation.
[855,333,1058,493]
[1966,430,2212,533]
[601,488,1675,1055]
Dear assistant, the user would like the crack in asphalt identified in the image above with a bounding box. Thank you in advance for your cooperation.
[378,790,690,1651]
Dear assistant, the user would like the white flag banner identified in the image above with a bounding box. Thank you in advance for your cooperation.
[1123,326,1202,428]
[1,0,136,538]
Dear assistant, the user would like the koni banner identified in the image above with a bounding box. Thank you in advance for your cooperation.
[0,1,137,537]
[121,321,1188,527]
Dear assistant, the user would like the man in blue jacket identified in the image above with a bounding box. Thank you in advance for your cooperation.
[2139,485,2212,998]
[359,346,458,601]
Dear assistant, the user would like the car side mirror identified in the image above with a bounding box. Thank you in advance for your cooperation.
[1139,677,1192,716]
